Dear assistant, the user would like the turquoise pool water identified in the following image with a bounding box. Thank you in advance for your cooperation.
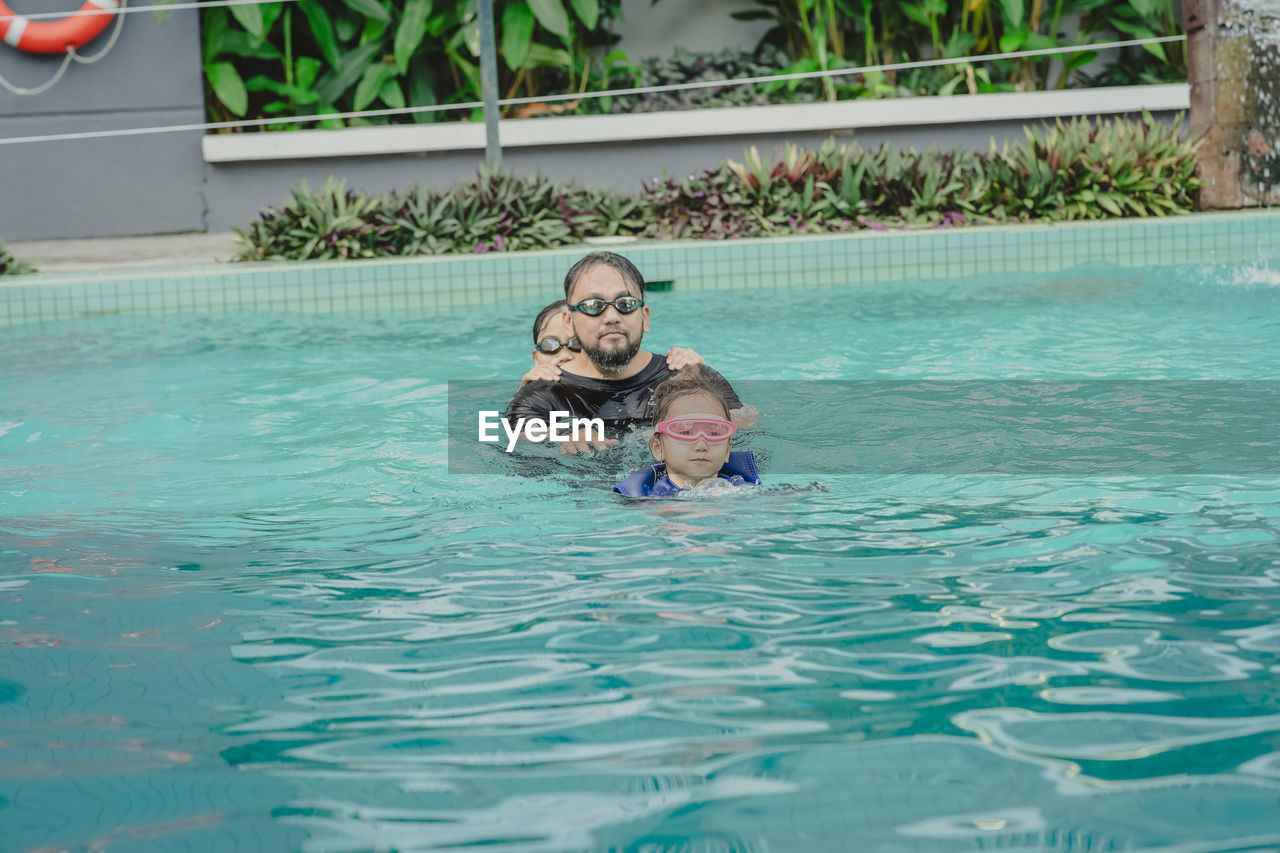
[3,259,1280,851]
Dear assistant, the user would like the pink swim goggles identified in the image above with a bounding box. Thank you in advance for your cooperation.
[655,413,737,443]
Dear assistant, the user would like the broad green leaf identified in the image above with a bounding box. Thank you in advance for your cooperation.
[228,0,263,38]
[202,7,227,64]
[395,0,432,75]
[355,63,394,111]
[247,75,320,104]
[525,43,572,69]
[900,3,930,26]
[998,0,1023,30]
[361,11,391,43]
[1098,193,1123,215]
[502,2,536,71]
[259,2,285,36]
[1109,19,1166,59]
[528,0,570,41]
[296,56,323,90]
[317,106,344,130]
[1062,49,1098,70]
[314,40,386,104]
[448,49,481,94]
[342,0,390,22]
[426,13,450,37]
[568,0,598,30]
[205,61,248,116]
[219,30,283,60]
[408,57,438,123]
[379,77,406,109]
[938,71,965,96]
[298,0,340,67]
[246,74,291,95]
[335,13,361,41]
[999,31,1026,53]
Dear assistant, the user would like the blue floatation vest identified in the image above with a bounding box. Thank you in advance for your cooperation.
[613,451,761,497]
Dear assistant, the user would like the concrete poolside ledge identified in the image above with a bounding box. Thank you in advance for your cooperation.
[2,210,1277,325]
[7,232,241,276]
[202,85,1190,163]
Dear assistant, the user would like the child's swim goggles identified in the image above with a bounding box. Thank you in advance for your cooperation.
[655,414,737,442]
[535,335,580,355]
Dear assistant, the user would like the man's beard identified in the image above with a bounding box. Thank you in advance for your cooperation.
[586,334,641,373]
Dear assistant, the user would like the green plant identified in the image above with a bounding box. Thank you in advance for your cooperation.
[234,168,647,260]
[985,111,1203,220]
[733,0,857,101]
[0,238,36,276]
[1075,0,1185,85]
[234,115,1203,261]
[715,0,1183,99]
[202,0,629,128]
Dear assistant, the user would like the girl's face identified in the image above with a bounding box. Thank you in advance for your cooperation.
[650,391,733,488]
[531,309,576,368]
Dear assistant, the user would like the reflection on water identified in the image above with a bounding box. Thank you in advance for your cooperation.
[3,262,1280,851]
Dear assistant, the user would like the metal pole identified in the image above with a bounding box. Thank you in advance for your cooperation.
[476,0,502,167]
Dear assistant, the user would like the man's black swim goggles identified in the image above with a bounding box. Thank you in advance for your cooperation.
[568,296,645,316]
[535,336,581,355]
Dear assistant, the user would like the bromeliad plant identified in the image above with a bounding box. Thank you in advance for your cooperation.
[235,114,1202,261]
[0,237,36,276]
[985,111,1202,219]
[234,167,647,261]
[642,112,1201,238]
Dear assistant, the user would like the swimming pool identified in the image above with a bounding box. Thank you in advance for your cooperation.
[3,235,1280,850]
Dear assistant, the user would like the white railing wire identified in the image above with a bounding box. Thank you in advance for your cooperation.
[0,7,1186,147]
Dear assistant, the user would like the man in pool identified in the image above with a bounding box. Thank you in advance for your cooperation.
[520,298,708,388]
[506,251,749,454]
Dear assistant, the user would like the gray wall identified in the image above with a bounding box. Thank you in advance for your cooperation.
[614,0,772,60]
[0,1,205,241]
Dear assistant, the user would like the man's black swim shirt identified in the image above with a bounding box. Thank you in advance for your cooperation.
[505,352,742,435]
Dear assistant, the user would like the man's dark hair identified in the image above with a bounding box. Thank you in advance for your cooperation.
[532,299,567,344]
[651,365,733,425]
[562,251,645,299]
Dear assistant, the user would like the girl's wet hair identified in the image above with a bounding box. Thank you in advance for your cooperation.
[532,299,567,344]
[650,364,733,425]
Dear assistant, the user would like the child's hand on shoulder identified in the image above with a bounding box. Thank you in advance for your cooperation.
[520,364,562,387]
[665,347,704,372]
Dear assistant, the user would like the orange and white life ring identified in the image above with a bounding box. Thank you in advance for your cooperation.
[0,0,118,54]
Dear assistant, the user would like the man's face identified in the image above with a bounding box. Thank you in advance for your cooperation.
[567,264,650,373]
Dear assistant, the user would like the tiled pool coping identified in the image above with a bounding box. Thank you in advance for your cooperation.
[3,210,1278,326]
